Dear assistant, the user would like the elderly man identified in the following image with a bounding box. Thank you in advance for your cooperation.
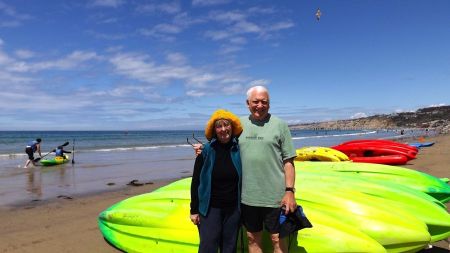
[193,85,297,253]
[239,86,297,253]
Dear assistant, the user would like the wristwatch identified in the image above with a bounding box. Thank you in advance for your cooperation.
[285,187,295,193]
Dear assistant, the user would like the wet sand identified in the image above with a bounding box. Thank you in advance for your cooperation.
[0,181,169,253]
[0,134,448,253]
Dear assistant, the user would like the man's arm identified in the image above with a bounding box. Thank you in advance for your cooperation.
[37,144,42,157]
[281,158,296,213]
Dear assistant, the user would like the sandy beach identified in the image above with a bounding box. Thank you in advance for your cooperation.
[0,134,449,253]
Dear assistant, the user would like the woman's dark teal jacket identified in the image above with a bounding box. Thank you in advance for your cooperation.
[196,138,241,216]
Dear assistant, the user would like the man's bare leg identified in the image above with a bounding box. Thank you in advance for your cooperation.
[271,233,287,253]
[247,231,263,253]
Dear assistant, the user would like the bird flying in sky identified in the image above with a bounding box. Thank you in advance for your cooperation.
[316,8,322,21]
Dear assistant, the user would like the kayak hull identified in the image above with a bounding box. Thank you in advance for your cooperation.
[295,146,349,162]
[350,154,408,165]
[98,178,388,253]
[40,155,70,166]
[409,142,435,148]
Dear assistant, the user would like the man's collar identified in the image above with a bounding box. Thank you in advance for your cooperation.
[249,113,271,125]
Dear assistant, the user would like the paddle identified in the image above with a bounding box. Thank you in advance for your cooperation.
[34,141,69,162]
[72,139,75,164]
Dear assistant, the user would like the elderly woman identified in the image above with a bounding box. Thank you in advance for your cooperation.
[190,109,243,253]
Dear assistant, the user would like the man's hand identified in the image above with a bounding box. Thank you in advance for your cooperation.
[281,191,297,214]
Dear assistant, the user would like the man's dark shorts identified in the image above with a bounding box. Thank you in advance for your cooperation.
[241,204,280,233]
[25,147,34,160]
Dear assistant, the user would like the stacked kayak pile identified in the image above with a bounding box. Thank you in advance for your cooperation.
[98,161,450,252]
[331,139,418,165]
[294,139,427,165]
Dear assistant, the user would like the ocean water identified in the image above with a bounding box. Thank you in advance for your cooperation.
[0,129,420,206]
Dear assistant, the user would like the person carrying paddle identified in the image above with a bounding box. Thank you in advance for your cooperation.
[24,138,42,168]
[54,145,71,158]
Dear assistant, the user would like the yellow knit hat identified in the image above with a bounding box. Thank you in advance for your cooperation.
[205,109,243,141]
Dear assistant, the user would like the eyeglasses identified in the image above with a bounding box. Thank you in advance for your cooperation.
[186,133,203,147]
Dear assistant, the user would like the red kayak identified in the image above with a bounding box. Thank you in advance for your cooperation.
[350,155,408,165]
[332,139,418,160]
[332,144,417,160]
[337,139,418,152]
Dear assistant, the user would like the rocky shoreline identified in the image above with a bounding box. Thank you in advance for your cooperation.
[290,106,449,134]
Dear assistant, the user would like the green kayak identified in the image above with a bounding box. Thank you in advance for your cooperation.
[98,177,448,252]
[40,155,70,166]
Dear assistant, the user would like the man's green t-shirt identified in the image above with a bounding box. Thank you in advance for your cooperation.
[239,114,296,208]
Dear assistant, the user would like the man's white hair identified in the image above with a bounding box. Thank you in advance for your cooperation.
[246,86,269,100]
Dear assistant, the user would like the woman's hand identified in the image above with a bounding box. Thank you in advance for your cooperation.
[190,214,200,225]
[193,144,203,156]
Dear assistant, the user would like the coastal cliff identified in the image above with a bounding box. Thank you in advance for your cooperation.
[289,106,450,133]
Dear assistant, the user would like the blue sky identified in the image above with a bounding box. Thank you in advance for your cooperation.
[1,0,448,130]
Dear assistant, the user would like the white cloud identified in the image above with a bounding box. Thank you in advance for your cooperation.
[222,83,244,95]
[204,30,232,40]
[173,12,205,27]
[14,49,35,59]
[186,90,207,97]
[137,2,181,14]
[249,79,270,87]
[203,9,294,54]
[268,21,294,31]
[90,0,124,8]
[0,50,13,64]
[153,23,182,34]
[192,0,231,7]
[233,20,261,34]
[210,10,246,23]
[0,1,32,20]
[0,20,21,27]
[166,52,188,65]
[139,12,205,42]
[0,70,32,84]
[0,90,92,112]
[248,6,275,15]
[87,30,127,40]
[109,52,194,85]
[351,112,368,119]
[139,23,183,41]
[109,51,251,98]
[218,44,242,54]
[188,73,217,87]
[229,37,246,44]
[286,119,303,125]
[8,50,100,72]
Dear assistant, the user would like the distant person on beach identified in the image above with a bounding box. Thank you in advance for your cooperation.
[24,138,42,168]
[54,145,71,158]
[194,86,297,253]
[190,109,243,253]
